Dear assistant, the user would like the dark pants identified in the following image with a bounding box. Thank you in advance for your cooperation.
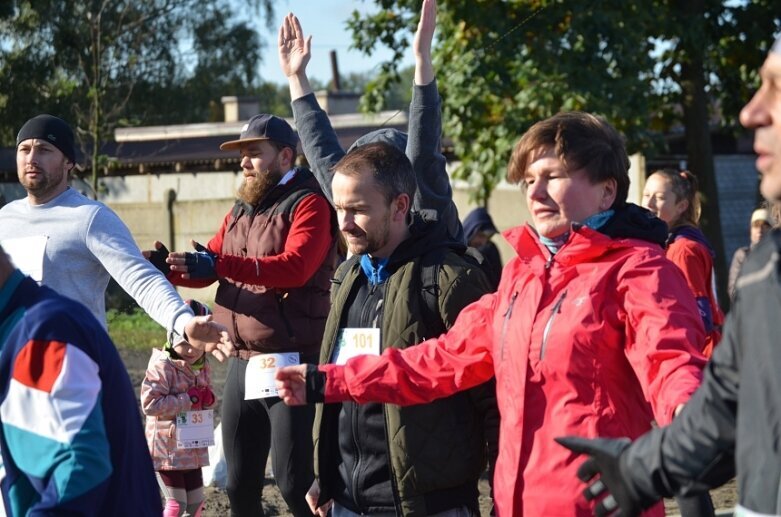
[222,357,316,517]
[676,493,716,517]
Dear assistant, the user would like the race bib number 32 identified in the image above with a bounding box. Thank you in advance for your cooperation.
[245,352,300,400]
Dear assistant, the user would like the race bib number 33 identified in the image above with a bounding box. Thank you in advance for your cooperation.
[175,409,214,449]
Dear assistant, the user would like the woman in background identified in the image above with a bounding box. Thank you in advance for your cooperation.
[643,169,724,359]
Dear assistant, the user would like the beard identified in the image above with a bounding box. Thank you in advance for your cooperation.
[237,161,284,205]
[345,212,391,256]
[19,164,69,200]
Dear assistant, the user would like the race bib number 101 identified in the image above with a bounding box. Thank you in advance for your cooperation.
[333,328,381,365]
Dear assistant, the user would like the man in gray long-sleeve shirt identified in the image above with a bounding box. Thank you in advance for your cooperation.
[0,114,231,355]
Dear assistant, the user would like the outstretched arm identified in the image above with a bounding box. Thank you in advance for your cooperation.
[408,0,464,242]
[280,12,344,203]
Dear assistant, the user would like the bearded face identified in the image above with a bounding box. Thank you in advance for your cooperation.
[236,142,286,205]
[237,159,284,205]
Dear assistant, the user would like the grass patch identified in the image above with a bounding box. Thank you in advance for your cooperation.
[107,308,165,351]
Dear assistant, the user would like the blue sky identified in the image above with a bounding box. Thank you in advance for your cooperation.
[259,0,414,85]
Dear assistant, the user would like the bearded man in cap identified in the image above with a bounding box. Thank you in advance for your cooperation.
[0,114,231,356]
[153,114,338,517]
[558,35,781,517]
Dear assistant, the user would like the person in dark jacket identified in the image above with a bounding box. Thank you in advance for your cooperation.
[557,35,781,517]
[462,207,503,291]
[279,3,499,515]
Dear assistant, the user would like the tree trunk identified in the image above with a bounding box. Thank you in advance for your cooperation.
[679,4,729,311]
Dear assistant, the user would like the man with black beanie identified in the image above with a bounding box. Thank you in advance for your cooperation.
[0,114,231,357]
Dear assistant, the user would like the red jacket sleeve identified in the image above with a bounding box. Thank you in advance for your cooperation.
[321,292,497,405]
[620,248,707,425]
[214,194,333,288]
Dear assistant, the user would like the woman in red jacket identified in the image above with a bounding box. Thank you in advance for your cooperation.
[643,169,725,357]
[277,111,707,517]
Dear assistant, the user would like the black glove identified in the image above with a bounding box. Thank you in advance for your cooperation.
[183,241,218,280]
[555,436,653,517]
[146,242,170,276]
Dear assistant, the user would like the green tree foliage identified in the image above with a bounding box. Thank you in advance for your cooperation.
[348,0,781,305]
[0,0,274,189]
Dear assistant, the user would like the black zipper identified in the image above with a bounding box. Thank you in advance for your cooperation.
[540,290,567,360]
[500,291,519,360]
[383,407,403,515]
[350,278,388,512]
[350,401,364,511]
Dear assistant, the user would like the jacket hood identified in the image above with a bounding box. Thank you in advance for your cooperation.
[462,207,498,243]
[597,203,668,247]
[347,128,408,154]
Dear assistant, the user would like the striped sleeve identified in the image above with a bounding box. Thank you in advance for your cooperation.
[0,339,111,513]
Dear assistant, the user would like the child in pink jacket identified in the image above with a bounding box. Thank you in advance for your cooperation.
[140,300,216,517]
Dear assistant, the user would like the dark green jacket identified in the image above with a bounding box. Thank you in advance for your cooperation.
[313,219,499,516]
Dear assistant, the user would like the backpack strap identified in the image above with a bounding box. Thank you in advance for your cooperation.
[419,247,448,335]
[419,245,485,335]
[330,255,361,303]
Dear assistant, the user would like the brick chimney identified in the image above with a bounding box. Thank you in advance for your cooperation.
[221,96,260,122]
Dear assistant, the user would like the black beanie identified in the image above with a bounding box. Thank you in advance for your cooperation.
[16,114,76,163]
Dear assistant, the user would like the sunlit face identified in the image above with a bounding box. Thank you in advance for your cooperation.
[173,342,205,365]
[16,138,71,204]
[332,169,405,258]
[641,173,688,225]
[740,52,781,201]
[523,148,615,239]
[237,140,285,204]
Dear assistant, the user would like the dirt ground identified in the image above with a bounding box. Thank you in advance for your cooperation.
[120,347,737,516]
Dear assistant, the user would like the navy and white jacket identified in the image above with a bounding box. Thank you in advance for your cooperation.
[0,271,161,516]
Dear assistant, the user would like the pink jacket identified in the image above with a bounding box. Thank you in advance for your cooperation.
[321,224,707,516]
[140,348,214,471]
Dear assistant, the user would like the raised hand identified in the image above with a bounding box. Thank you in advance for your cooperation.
[413,0,436,85]
[278,13,312,79]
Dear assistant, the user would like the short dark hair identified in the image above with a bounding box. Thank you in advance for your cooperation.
[332,142,417,204]
[507,111,630,209]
